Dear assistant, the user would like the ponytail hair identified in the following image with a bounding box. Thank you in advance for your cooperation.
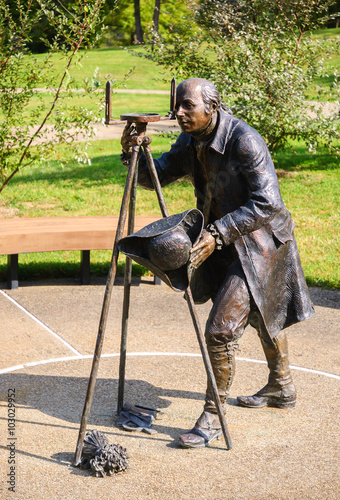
[201,82,233,115]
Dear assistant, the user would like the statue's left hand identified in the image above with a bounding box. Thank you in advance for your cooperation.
[121,122,137,154]
[189,230,216,269]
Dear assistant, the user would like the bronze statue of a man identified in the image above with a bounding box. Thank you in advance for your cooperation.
[121,78,314,449]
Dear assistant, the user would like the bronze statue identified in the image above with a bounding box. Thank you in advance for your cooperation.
[120,78,314,449]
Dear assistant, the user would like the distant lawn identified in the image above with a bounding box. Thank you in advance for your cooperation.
[273,142,339,289]
[0,136,338,289]
[33,46,173,90]
[2,27,335,128]
[1,46,174,125]
[10,91,171,125]
[0,29,338,287]
[23,27,339,104]
[310,27,340,40]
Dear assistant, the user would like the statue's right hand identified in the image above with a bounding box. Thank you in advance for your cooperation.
[121,122,137,154]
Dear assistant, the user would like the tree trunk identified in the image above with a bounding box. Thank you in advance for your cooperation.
[153,0,161,32]
[133,0,144,44]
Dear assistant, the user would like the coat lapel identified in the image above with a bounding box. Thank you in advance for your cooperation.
[203,112,234,223]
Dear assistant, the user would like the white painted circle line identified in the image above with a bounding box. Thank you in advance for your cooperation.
[0,364,25,374]
[0,353,339,380]
[0,290,82,357]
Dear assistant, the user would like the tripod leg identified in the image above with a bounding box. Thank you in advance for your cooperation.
[73,144,141,466]
[144,144,232,450]
[117,165,138,415]
[185,287,232,449]
[143,142,169,218]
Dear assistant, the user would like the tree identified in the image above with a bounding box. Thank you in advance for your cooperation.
[21,0,119,52]
[328,0,340,26]
[144,0,340,154]
[108,0,191,46]
[153,0,161,32]
[133,0,144,43]
[0,0,115,193]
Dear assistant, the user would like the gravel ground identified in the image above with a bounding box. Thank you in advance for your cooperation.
[0,279,339,499]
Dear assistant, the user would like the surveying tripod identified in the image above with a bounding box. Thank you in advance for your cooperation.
[73,83,232,466]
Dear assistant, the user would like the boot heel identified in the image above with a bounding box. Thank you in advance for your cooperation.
[275,399,296,409]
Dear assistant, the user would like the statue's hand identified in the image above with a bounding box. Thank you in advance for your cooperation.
[121,122,137,154]
[189,230,216,269]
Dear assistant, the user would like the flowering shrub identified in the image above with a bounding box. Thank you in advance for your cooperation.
[0,0,113,192]
[145,0,340,154]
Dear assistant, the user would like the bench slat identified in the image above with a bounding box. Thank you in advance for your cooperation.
[0,216,160,255]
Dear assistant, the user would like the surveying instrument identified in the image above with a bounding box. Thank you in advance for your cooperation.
[73,80,232,465]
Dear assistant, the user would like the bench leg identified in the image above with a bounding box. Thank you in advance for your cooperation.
[80,250,90,285]
[153,274,161,285]
[7,254,19,289]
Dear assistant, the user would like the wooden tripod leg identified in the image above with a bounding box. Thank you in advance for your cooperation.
[116,132,167,417]
[115,139,166,418]
[143,142,169,218]
[144,141,232,450]
[73,144,141,466]
[185,287,232,449]
[117,166,138,415]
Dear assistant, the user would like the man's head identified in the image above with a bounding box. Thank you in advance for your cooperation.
[175,78,221,136]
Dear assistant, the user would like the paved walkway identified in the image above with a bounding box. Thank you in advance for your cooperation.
[29,119,181,145]
[0,277,339,499]
[31,88,170,95]
[27,88,339,145]
[24,86,180,145]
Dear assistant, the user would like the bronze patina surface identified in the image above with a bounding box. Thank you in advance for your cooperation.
[74,97,232,464]
[121,78,314,449]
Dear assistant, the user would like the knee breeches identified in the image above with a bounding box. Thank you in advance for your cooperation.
[205,259,250,351]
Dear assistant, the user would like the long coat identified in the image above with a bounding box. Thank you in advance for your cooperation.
[137,110,314,338]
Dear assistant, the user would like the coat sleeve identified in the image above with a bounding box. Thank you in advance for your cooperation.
[137,133,191,190]
[214,133,283,246]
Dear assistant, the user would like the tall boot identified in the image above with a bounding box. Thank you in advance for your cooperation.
[204,341,237,413]
[179,264,250,448]
[178,341,237,448]
[237,331,296,409]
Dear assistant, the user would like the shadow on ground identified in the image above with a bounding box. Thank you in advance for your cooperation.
[0,373,204,427]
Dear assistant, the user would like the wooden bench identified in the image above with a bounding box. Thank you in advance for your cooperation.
[0,216,160,289]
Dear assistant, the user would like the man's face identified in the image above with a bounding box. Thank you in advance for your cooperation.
[175,82,212,135]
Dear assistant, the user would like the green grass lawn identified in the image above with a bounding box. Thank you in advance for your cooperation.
[0,29,338,287]
[2,26,335,126]
[0,47,174,125]
[34,46,173,90]
[0,136,339,288]
[64,28,338,94]
[23,26,340,106]
[273,143,339,289]
[14,91,171,124]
